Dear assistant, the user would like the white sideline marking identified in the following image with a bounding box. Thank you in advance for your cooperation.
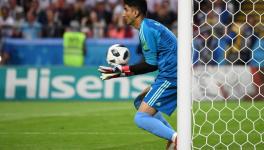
[0,132,147,135]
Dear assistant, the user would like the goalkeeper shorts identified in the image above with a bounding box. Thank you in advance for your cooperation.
[143,78,177,116]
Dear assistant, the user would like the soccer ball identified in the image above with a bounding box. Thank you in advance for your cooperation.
[106,44,130,65]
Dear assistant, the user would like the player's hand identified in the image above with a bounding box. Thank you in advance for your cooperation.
[98,65,133,80]
[98,65,122,74]
[100,72,121,80]
[98,65,123,80]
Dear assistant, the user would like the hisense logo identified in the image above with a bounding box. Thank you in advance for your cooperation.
[4,68,154,100]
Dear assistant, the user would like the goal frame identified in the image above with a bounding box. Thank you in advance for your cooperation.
[177,0,192,149]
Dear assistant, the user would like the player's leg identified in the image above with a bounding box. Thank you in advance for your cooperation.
[133,86,150,110]
[135,102,177,141]
[134,87,173,129]
[134,80,177,144]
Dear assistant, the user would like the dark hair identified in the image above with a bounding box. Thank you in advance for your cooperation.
[123,0,147,17]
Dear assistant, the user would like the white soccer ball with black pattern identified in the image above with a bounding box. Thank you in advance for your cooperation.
[106,44,130,65]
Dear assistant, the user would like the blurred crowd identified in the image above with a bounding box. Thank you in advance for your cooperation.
[0,0,263,66]
[0,0,178,39]
[193,0,264,66]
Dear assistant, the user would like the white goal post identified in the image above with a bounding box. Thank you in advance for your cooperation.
[177,0,192,149]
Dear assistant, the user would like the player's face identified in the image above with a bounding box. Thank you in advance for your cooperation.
[122,4,137,26]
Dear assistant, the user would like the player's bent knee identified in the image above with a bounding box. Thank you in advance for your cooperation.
[134,112,148,129]
[134,112,142,128]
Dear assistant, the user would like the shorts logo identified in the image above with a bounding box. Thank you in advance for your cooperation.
[156,102,161,106]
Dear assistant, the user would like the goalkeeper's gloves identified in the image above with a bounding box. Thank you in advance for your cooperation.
[98,65,133,80]
[99,72,121,80]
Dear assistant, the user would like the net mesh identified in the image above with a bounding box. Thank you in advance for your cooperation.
[192,0,264,149]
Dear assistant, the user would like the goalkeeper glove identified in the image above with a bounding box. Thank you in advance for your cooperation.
[99,72,121,80]
[98,65,133,80]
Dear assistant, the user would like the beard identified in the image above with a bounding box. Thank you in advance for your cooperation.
[124,17,136,26]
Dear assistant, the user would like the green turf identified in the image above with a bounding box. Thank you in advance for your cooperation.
[192,101,264,150]
[0,101,263,150]
[0,101,175,150]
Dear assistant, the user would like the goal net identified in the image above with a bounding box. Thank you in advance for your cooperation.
[192,0,264,149]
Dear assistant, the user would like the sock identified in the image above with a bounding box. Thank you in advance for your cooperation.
[171,132,177,142]
[134,96,174,130]
[154,112,174,130]
[134,112,175,141]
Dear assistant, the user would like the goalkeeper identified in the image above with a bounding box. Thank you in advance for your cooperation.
[98,0,177,149]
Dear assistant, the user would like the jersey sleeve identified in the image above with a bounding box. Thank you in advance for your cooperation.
[140,23,158,66]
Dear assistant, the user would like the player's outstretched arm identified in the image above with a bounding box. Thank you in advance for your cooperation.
[129,61,158,75]
[98,61,157,80]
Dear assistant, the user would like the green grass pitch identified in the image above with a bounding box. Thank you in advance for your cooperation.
[0,101,263,150]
